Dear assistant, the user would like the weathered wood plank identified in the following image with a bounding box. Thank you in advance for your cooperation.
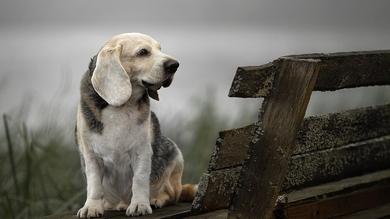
[186,209,229,219]
[272,169,390,219]
[332,202,390,219]
[192,167,242,214]
[275,184,390,219]
[208,104,390,173]
[228,50,390,98]
[228,62,276,98]
[229,58,321,219]
[208,125,254,171]
[207,104,390,199]
[294,103,390,155]
[289,50,390,91]
[284,169,390,203]
[40,202,192,219]
[283,135,390,192]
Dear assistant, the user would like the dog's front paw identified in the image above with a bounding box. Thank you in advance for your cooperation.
[77,199,104,218]
[77,206,103,218]
[126,202,152,217]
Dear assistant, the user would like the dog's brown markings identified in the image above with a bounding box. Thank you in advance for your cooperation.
[79,56,108,134]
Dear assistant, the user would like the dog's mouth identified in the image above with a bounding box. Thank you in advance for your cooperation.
[142,80,155,88]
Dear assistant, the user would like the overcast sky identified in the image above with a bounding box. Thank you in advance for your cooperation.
[1,0,390,126]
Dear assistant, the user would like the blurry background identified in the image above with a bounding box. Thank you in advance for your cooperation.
[1,0,389,218]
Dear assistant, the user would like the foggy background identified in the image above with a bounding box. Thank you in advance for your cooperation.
[1,0,390,126]
[2,2,390,217]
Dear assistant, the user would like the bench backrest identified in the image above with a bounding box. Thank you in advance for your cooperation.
[192,50,390,219]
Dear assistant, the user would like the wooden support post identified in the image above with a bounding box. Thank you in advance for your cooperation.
[228,58,321,219]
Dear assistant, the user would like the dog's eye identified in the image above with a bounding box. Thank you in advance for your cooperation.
[137,49,150,57]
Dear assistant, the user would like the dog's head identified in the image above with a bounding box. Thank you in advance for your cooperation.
[91,33,179,106]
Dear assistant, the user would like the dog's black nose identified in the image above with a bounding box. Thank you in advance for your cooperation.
[164,60,179,74]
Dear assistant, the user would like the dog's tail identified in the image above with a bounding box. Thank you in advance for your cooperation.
[179,184,198,202]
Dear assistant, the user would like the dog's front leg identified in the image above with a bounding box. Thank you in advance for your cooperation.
[126,146,153,217]
[77,151,104,218]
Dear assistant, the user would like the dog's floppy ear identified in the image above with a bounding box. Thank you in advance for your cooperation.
[91,44,132,106]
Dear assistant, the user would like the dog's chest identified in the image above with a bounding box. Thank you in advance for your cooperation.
[92,105,151,162]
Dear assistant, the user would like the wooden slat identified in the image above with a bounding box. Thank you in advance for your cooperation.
[294,103,390,155]
[229,58,321,219]
[332,202,390,219]
[289,50,390,91]
[285,169,390,203]
[276,184,390,219]
[203,111,390,209]
[207,103,390,198]
[40,202,192,219]
[272,169,390,219]
[192,167,242,214]
[228,50,390,98]
[228,62,276,98]
[208,125,254,171]
[283,135,390,192]
[186,209,229,219]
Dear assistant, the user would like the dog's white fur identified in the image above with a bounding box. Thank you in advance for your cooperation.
[75,33,195,218]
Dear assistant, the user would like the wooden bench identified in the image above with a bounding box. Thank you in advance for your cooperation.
[192,50,390,219]
[42,50,390,218]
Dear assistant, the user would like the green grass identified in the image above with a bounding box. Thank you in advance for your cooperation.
[0,112,85,218]
[0,94,258,218]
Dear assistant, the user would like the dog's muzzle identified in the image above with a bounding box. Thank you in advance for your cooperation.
[142,60,179,88]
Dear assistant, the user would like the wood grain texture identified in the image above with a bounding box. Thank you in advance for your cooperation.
[228,58,321,219]
[208,125,255,171]
[275,184,390,219]
[289,50,390,91]
[280,104,390,191]
[273,171,390,218]
[228,62,276,98]
[293,104,390,155]
[192,167,242,214]
[332,202,390,219]
[284,169,390,204]
[39,202,192,219]
[186,209,229,219]
[228,50,390,98]
[283,135,390,192]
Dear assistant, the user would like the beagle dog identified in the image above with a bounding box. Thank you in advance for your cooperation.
[75,33,197,218]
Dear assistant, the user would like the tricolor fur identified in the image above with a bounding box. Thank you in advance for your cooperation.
[75,33,197,218]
